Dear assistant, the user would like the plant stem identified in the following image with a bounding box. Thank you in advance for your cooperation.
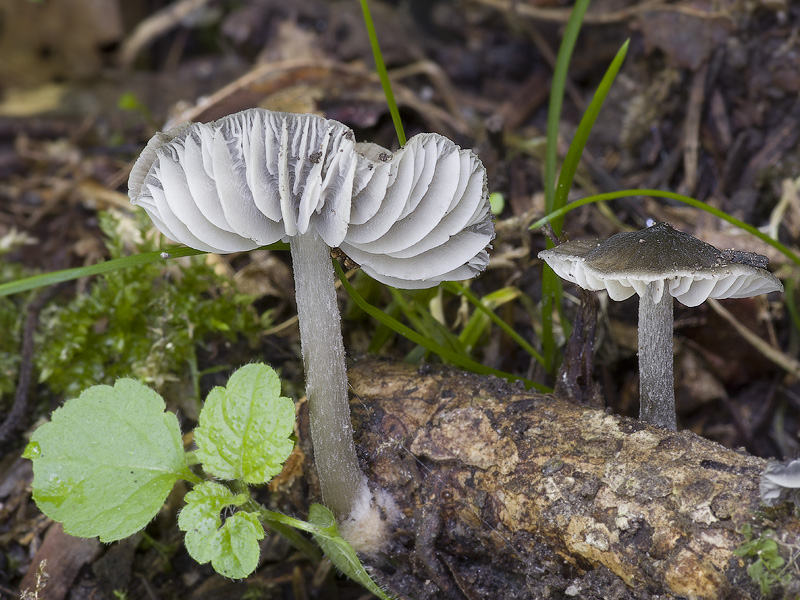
[638,283,676,430]
[289,231,367,520]
[360,0,406,146]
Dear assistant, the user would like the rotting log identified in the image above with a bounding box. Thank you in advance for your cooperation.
[345,356,798,600]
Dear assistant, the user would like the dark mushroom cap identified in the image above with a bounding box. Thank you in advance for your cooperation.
[539,222,783,307]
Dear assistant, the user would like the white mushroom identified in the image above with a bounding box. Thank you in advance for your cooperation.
[128,108,494,550]
[760,458,800,508]
[539,222,783,430]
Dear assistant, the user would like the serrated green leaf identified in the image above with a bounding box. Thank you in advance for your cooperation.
[178,481,246,563]
[178,481,263,579]
[308,504,394,600]
[27,379,195,542]
[194,363,295,484]
[213,512,264,578]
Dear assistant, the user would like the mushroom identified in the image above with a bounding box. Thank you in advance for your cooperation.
[128,108,493,550]
[760,458,800,508]
[538,222,783,431]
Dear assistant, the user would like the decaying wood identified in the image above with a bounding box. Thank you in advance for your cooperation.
[346,357,797,600]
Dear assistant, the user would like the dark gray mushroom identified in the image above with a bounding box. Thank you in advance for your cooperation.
[539,222,783,430]
[128,108,494,550]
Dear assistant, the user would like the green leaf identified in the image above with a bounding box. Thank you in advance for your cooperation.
[308,504,395,600]
[748,560,765,581]
[214,512,265,578]
[734,539,759,557]
[760,539,778,554]
[488,192,505,216]
[27,379,196,542]
[194,363,295,484]
[764,555,785,570]
[178,481,264,579]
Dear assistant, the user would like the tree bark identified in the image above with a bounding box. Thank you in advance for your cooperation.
[346,356,796,600]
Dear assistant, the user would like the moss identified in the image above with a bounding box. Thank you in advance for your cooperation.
[34,212,266,398]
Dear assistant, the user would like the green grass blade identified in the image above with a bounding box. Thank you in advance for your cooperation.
[360,0,406,146]
[545,0,591,227]
[529,188,800,269]
[541,0,592,376]
[552,39,629,228]
[444,282,545,365]
[0,247,206,297]
[541,266,562,375]
[367,300,402,353]
[335,261,550,392]
[388,288,467,356]
[547,3,632,376]
[0,242,290,298]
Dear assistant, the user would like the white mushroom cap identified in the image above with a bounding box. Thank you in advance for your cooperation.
[129,110,358,252]
[760,458,800,507]
[128,109,494,288]
[538,222,783,307]
[340,133,492,289]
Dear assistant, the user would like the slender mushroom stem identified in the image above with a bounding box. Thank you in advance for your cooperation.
[638,282,677,430]
[289,230,369,520]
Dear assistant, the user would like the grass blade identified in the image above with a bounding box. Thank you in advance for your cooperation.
[552,39,629,224]
[530,189,800,269]
[334,261,550,392]
[542,38,630,373]
[443,282,545,365]
[545,0,591,230]
[0,247,206,297]
[360,0,406,146]
[0,242,289,298]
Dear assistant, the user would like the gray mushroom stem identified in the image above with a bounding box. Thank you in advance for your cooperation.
[289,231,368,520]
[638,283,676,431]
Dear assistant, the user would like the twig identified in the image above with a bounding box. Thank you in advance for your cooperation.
[541,222,561,246]
[681,62,708,196]
[0,285,63,444]
[706,298,800,379]
[165,59,468,136]
[118,0,214,68]
[471,0,733,24]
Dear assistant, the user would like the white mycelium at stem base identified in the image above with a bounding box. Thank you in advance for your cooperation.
[638,282,676,431]
[128,108,494,551]
[539,222,783,431]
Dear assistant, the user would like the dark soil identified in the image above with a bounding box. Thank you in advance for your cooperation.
[1,0,798,598]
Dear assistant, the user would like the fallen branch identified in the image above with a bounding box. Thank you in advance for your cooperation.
[346,357,795,599]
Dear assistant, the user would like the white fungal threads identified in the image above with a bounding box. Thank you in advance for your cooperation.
[128,108,494,552]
